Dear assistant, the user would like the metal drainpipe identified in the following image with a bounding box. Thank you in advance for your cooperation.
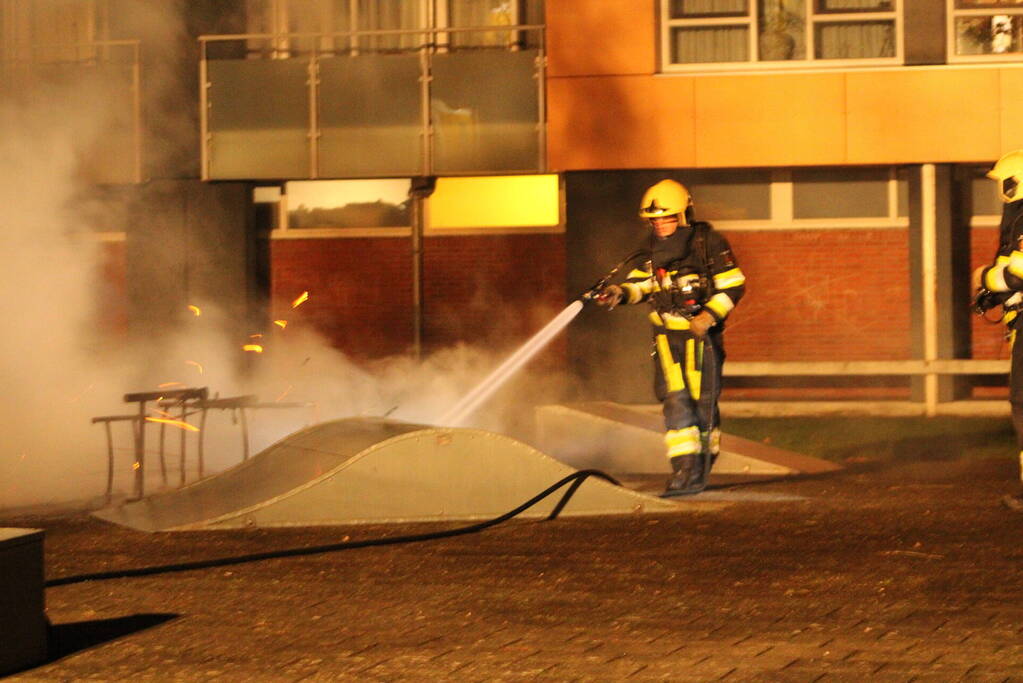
[921,163,939,416]
[411,193,424,360]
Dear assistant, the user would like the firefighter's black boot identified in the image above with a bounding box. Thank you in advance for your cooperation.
[661,453,707,497]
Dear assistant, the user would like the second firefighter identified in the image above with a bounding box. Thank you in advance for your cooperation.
[596,179,746,497]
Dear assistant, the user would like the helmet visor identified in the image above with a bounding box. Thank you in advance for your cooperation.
[1002,176,1020,202]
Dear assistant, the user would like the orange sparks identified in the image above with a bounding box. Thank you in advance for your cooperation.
[249,333,263,339]
[275,385,293,402]
[132,462,141,470]
[158,381,185,389]
[243,344,264,353]
[291,291,309,308]
[188,305,202,316]
[145,417,200,432]
[154,408,174,419]
[273,320,288,329]
[185,360,204,375]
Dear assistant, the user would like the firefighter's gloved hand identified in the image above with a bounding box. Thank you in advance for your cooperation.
[972,265,986,292]
[596,284,623,309]
[689,310,716,338]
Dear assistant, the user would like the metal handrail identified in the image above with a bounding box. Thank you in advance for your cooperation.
[724,359,1009,376]
[198,25,546,43]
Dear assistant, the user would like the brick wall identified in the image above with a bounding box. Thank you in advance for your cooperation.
[101,226,1000,374]
[97,241,128,337]
[721,229,912,361]
[270,233,568,362]
[270,237,414,359]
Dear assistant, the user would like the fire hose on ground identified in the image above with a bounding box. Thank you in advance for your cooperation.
[45,469,620,588]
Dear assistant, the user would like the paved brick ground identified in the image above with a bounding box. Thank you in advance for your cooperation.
[5,454,1023,681]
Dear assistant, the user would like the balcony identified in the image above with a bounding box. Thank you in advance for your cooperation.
[199,25,547,181]
[0,40,142,185]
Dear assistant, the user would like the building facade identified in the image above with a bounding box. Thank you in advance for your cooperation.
[2,0,1016,410]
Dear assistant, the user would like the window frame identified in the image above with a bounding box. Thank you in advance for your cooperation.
[708,167,908,232]
[946,0,1023,63]
[659,0,903,73]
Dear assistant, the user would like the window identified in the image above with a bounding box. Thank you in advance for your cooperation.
[284,179,411,229]
[949,0,1023,60]
[689,167,907,230]
[428,174,560,230]
[661,0,900,70]
[244,0,537,56]
[968,165,1003,218]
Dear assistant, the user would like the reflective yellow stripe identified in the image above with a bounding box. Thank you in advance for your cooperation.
[662,313,691,330]
[1009,251,1023,280]
[707,427,721,455]
[685,337,702,400]
[649,311,693,329]
[664,427,701,458]
[713,267,745,289]
[705,292,734,319]
[985,263,1010,292]
[656,334,684,393]
[621,282,643,304]
[627,268,651,279]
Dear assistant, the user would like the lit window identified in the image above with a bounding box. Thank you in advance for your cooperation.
[950,0,1023,59]
[661,0,899,69]
[428,175,559,229]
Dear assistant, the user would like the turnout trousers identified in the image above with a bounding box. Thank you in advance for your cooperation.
[652,327,725,465]
[1011,329,1023,481]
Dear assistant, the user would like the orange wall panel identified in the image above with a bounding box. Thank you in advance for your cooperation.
[846,69,1001,164]
[999,68,1023,153]
[548,67,1023,169]
[546,0,656,77]
[693,73,847,167]
[547,75,696,170]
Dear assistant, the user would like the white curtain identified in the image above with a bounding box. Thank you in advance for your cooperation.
[815,21,894,58]
[358,0,424,51]
[672,0,747,17]
[818,0,890,9]
[673,26,748,63]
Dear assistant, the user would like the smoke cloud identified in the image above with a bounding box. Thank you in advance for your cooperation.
[0,3,578,512]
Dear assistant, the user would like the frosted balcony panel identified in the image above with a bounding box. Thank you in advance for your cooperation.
[30,63,138,184]
[207,59,310,179]
[318,54,423,178]
[431,50,540,174]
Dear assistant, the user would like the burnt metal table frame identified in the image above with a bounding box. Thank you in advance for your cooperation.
[92,387,313,501]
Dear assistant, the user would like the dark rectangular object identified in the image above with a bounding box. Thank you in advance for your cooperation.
[904,0,947,66]
[0,528,47,676]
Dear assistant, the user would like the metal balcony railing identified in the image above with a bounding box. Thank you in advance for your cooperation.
[199,25,547,181]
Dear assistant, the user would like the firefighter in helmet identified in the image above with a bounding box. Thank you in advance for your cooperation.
[973,150,1023,511]
[596,179,746,496]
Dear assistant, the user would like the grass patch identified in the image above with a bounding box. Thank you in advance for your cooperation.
[723,416,1016,463]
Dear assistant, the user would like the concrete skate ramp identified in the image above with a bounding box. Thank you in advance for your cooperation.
[93,417,683,532]
[536,402,842,476]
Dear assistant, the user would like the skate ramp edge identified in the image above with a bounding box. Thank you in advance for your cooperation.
[93,418,700,532]
[535,402,843,476]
